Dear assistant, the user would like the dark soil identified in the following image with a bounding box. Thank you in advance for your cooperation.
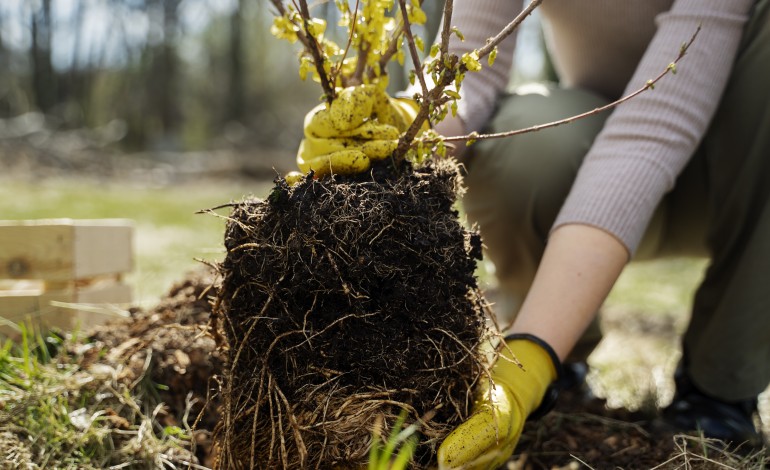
[83,269,223,468]
[515,388,677,469]
[213,160,492,469]
[512,387,769,469]
[76,269,766,469]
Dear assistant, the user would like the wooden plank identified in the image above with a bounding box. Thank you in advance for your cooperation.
[0,283,131,338]
[73,223,133,279]
[0,224,73,281]
[0,219,133,281]
[71,282,132,329]
[0,290,75,338]
[0,290,73,319]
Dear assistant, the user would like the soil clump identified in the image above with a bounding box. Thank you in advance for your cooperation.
[84,269,222,467]
[213,160,492,469]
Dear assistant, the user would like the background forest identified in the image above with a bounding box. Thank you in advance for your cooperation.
[2,0,328,182]
[0,1,550,175]
[3,0,318,151]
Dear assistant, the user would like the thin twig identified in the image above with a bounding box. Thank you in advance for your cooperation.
[440,25,701,144]
[297,0,336,101]
[439,0,454,57]
[398,0,429,98]
[476,0,543,60]
[269,0,314,55]
[269,0,335,100]
[376,25,404,75]
[375,0,426,74]
[330,0,360,88]
[394,67,455,158]
[395,0,541,158]
[351,45,369,85]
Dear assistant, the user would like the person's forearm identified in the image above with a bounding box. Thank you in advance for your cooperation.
[509,224,628,361]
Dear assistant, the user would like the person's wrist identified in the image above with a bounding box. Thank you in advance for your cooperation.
[501,333,563,419]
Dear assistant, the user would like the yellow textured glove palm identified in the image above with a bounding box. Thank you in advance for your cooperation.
[294,85,421,179]
[437,336,559,470]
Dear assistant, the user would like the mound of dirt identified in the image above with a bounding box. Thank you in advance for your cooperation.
[213,160,492,469]
[83,269,222,466]
[514,388,675,468]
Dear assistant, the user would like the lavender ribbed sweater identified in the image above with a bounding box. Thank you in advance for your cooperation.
[437,0,754,254]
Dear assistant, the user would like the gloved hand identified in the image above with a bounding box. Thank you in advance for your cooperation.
[437,334,561,470]
[295,84,421,178]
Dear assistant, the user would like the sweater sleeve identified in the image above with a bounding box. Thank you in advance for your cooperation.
[552,0,754,255]
[405,0,523,133]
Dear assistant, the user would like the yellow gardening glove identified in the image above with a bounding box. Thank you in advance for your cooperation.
[437,334,561,470]
[293,84,421,179]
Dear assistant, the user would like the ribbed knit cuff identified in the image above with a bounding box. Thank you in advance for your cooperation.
[552,155,671,255]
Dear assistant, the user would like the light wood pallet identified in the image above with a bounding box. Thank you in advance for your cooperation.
[0,219,133,337]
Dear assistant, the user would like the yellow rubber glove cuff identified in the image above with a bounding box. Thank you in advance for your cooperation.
[437,336,559,470]
[389,98,421,130]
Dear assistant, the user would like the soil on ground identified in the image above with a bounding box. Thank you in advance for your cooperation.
[80,270,768,469]
[83,268,223,468]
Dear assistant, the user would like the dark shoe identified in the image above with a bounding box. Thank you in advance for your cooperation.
[557,361,608,413]
[661,372,762,447]
[529,361,593,420]
[560,361,589,391]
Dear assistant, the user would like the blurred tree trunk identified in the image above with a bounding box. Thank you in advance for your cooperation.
[143,0,182,147]
[226,0,246,122]
[158,0,181,136]
[63,0,89,126]
[30,0,58,112]
[0,8,7,116]
[0,9,5,58]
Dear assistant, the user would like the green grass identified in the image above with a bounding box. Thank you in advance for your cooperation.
[1,178,273,305]
[368,410,419,470]
[0,326,201,469]
[2,177,708,311]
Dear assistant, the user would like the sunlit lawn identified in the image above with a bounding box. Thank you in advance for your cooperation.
[3,175,767,455]
[2,175,709,312]
[1,177,274,305]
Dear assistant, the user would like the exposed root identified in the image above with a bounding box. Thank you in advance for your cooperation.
[214,160,493,468]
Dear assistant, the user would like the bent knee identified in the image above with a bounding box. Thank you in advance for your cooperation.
[463,85,610,237]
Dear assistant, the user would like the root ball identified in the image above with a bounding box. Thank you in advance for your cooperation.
[214,160,491,469]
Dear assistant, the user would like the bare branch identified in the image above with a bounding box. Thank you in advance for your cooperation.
[439,0,454,57]
[394,0,545,158]
[375,0,426,74]
[270,0,334,99]
[440,26,702,144]
[394,56,458,158]
[297,0,336,101]
[476,0,542,60]
[376,29,404,75]
[330,0,360,88]
[398,0,430,98]
[351,45,369,85]
[270,0,312,49]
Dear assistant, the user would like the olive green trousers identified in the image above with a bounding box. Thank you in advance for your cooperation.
[462,0,770,401]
